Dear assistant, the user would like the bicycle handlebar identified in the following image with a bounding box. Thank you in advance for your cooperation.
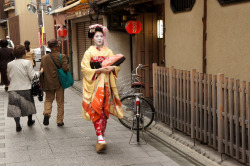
[135,64,149,75]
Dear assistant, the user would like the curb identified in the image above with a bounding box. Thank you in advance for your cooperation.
[148,122,220,166]
[148,122,243,166]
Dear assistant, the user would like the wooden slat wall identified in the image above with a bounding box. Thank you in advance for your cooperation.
[76,22,85,79]
[153,63,250,164]
[134,13,158,98]
[8,16,20,45]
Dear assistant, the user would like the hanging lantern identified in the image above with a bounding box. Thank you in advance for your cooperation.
[57,27,68,37]
[125,20,142,34]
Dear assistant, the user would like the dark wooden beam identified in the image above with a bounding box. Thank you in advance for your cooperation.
[202,0,207,73]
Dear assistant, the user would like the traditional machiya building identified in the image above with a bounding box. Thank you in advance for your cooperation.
[52,0,165,97]
[0,0,58,48]
[164,0,250,82]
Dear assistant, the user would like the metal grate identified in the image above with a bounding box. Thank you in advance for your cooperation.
[170,0,196,13]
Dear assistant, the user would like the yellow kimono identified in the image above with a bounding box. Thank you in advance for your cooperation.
[81,46,124,123]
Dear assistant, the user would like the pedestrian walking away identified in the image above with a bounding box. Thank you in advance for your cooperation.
[40,39,69,127]
[81,24,124,153]
[24,40,36,67]
[0,39,14,91]
[7,45,43,132]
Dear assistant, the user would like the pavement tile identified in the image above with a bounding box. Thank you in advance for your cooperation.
[76,150,97,157]
[0,152,5,158]
[161,161,180,166]
[0,146,27,153]
[0,152,30,164]
[56,158,87,166]
[146,150,167,157]
[26,149,55,161]
[0,143,5,148]
[131,164,164,166]
[5,159,58,166]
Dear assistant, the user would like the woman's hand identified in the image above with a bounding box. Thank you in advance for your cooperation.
[95,66,115,74]
[95,68,109,74]
[40,68,44,73]
[103,66,115,72]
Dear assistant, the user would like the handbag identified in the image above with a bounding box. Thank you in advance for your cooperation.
[102,54,126,67]
[49,54,74,89]
[32,75,43,101]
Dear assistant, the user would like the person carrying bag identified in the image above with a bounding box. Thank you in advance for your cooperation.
[40,39,70,127]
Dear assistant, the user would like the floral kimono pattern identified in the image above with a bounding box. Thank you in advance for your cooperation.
[81,46,124,123]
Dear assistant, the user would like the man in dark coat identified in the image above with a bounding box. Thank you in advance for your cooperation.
[0,39,14,91]
[40,39,69,127]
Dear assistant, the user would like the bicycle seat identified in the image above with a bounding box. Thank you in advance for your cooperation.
[133,74,142,78]
[131,82,145,89]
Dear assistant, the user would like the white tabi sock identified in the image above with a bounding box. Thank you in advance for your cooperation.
[98,135,106,143]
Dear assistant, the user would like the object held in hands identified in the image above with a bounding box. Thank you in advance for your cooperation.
[32,75,44,101]
[102,54,126,67]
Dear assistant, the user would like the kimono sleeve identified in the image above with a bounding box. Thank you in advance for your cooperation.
[81,50,96,82]
[109,50,120,79]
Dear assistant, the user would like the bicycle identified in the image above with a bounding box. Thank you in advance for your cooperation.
[119,64,155,144]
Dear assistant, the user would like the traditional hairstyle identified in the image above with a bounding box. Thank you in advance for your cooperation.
[88,24,108,46]
[24,40,30,52]
[88,26,103,38]
[13,45,26,59]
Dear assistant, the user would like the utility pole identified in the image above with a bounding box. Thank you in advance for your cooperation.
[36,0,45,57]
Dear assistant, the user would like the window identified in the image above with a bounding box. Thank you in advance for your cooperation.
[218,0,250,5]
[170,0,196,13]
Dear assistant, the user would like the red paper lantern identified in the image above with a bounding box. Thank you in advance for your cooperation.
[57,27,68,37]
[125,20,142,34]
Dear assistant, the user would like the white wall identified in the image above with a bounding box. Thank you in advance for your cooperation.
[103,16,131,78]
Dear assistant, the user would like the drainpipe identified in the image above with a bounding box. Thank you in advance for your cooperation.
[202,0,207,73]
[130,34,133,73]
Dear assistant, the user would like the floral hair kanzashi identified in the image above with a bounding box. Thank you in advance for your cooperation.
[89,24,108,46]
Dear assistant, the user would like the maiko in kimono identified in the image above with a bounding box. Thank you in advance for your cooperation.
[81,24,124,153]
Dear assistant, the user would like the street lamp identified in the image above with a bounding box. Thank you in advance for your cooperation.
[27,0,51,57]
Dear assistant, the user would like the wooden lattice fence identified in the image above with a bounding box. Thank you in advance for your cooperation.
[153,63,250,164]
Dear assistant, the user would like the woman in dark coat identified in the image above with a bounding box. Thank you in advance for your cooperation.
[0,39,14,91]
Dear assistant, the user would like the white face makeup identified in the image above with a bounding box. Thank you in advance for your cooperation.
[93,31,104,47]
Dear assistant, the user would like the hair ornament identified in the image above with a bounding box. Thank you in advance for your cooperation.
[89,24,108,46]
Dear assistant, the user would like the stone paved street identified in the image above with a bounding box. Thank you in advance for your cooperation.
[0,85,195,166]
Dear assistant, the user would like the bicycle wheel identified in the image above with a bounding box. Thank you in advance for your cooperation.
[119,95,155,130]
